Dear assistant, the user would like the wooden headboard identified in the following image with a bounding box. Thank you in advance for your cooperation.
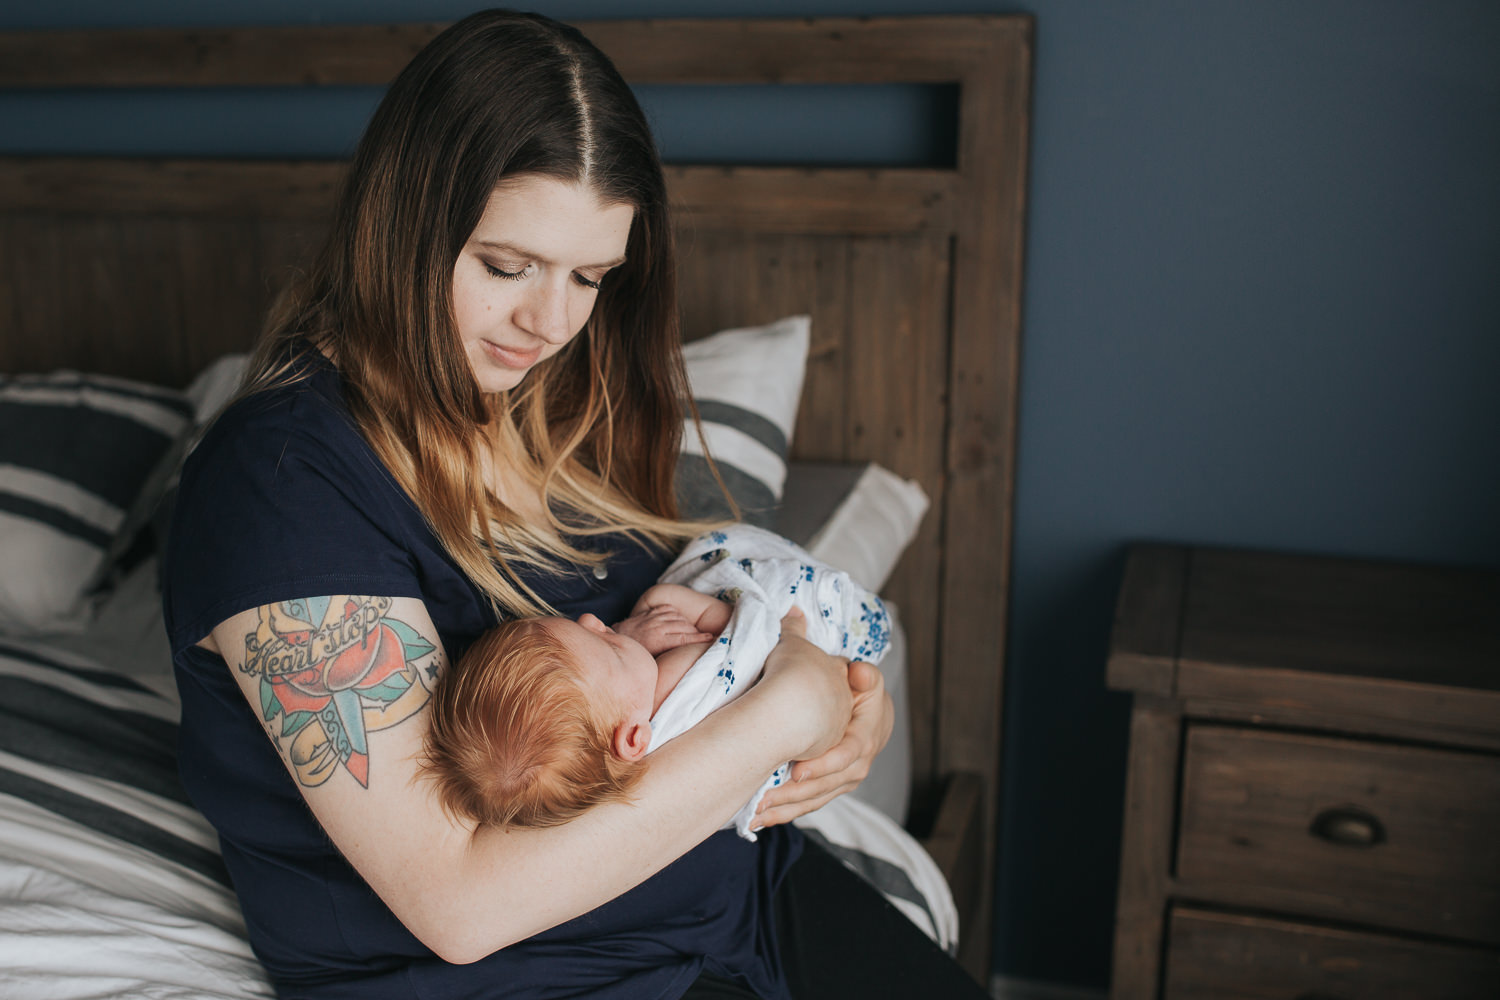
[0,16,1032,976]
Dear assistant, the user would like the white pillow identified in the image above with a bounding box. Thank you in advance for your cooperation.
[0,372,191,635]
[805,464,929,593]
[183,352,250,422]
[778,461,930,593]
[678,315,810,526]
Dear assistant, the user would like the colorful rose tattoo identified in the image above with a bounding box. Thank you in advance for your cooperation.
[242,595,438,787]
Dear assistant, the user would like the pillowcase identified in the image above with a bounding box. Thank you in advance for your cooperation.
[677,315,810,527]
[81,352,253,605]
[143,353,252,555]
[0,372,192,635]
[777,461,930,593]
[25,354,251,684]
[182,352,252,423]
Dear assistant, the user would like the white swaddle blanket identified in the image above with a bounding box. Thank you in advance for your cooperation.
[645,524,892,839]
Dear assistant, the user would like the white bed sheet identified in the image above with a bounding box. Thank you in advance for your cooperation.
[0,801,271,1000]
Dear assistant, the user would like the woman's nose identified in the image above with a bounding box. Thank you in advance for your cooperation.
[517,279,574,345]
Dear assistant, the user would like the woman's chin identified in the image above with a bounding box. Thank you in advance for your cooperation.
[469,361,529,395]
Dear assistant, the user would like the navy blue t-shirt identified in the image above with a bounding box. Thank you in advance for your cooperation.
[163,354,800,999]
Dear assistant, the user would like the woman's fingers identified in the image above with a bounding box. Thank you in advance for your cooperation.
[751,663,894,828]
[751,778,852,831]
[846,658,883,696]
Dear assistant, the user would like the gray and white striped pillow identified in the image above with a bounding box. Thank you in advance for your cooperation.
[677,316,810,527]
[0,638,233,897]
[0,372,191,634]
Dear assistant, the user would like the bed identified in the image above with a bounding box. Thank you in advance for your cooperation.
[0,14,1032,994]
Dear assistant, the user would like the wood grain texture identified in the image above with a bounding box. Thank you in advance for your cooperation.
[920,769,983,949]
[1106,543,1189,697]
[1178,665,1500,751]
[0,212,320,386]
[1175,547,1500,745]
[933,24,1033,976]
[1164,907,1500,1000]
[667,168,958,235]
[0,17,1027,88]
[1109,697,1182,1000]
[844,234,951,793]
[0,23,444,87]
[1179,546,1500,690]
[0,158,346,217]
[1177,725,1500,945]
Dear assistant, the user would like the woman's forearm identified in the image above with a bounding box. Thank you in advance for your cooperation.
[387,683,798,962]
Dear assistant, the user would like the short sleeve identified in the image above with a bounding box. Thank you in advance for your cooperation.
[163,379,424,654]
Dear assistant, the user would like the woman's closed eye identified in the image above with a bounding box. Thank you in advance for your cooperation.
[482,260,532,282]
[482,260,603,290]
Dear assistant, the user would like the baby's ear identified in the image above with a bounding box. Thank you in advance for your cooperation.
[613,721,652,762]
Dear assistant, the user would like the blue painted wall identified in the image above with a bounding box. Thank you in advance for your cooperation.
[5,0,1498,990]
[999,3,1499,987]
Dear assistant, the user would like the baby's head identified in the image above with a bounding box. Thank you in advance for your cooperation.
[424,614,657,829]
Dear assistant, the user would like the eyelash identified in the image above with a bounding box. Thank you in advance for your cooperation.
[482,261,602,290]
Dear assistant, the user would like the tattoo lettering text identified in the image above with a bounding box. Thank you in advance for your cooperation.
[242,595,440,788]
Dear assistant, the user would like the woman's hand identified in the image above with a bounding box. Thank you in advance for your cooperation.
[750,607,856,764]
[750,651,894,831]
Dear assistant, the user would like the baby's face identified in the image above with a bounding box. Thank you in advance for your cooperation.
[547,614,659,723]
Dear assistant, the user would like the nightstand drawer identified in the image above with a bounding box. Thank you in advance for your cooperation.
[1163,907,1500,1000]
[1176,725,1500,944]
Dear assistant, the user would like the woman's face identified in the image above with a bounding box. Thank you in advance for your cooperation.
[452,174,634,394]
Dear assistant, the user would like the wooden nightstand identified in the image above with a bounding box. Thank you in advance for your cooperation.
[1106,544,1500,1000]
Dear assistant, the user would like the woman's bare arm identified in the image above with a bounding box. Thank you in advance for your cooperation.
[204,595,848,964]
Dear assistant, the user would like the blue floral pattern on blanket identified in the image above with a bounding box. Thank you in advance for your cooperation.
[648,523,892,840]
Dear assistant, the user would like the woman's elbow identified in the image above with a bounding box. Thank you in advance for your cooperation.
[392,881,532,965]
[408,914,524,966]
[428,936,500,967]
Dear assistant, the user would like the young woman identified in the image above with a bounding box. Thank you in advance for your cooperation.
[163,11,984,999]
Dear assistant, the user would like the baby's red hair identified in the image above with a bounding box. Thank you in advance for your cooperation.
[423,617,646,829]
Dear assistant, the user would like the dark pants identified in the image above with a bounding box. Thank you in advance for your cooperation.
[682,838,990,1000]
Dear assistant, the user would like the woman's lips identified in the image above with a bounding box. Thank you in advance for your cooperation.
[482,339,542,369]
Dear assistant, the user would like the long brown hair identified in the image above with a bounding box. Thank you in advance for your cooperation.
[250,10,704,614]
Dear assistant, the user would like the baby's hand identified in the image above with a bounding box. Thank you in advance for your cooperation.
[613,605,715,656]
